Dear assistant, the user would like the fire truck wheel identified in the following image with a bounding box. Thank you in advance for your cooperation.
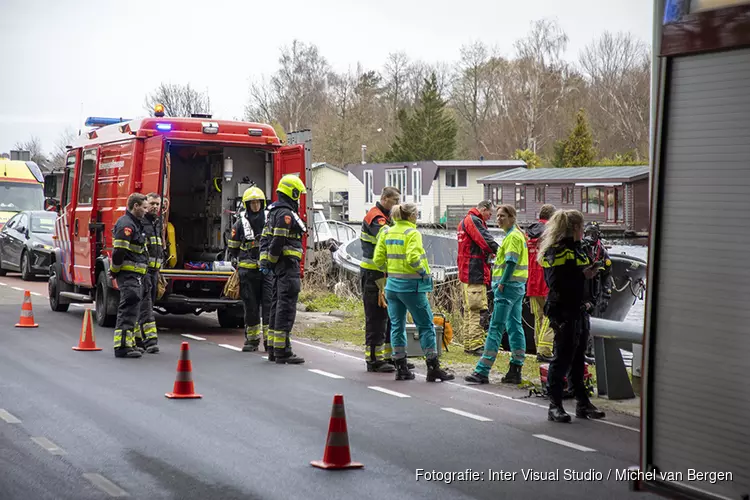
[96,271,117,328]
[48,273,70,312]
[217,308,242,329]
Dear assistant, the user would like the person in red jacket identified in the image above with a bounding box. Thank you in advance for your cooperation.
[526,204,557,362]
[457,200,499,355]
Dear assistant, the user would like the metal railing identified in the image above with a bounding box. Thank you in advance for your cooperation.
[590,317,644,400]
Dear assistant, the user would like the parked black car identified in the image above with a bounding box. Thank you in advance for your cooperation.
[0,210,55,280]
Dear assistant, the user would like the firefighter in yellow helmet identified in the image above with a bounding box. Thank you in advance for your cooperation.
[259,174,307,364]
[227,186,272,352]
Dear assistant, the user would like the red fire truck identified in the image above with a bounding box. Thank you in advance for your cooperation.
[44,107,312,328]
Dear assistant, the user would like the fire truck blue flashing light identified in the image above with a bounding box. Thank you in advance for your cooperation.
[84,117,130,127]
[156,123,172,131]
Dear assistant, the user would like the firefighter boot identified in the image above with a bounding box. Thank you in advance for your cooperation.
[576,398,605,419]
[500,363,523,384]
[548,399,572,423]
[242,339,259,352]
[275,353,305,364]
[426,358,455,382]
[144,339,160,354]
[394,358,415,381]
[367,360,396,373]
[388,359,415,370]
[114,348,142,359]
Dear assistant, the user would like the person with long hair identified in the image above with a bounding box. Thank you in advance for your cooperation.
[538,209,606,422]
[465,204,529,385]
[373,203,455,382]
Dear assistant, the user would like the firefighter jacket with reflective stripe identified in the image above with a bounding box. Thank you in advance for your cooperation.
[144,214,164,271]
[228,211,266,270]
[457,208,499,285]
[492,225,529,285]
[111,211,148,275]
[373,220,432,293]
[259,195,303,268]
[540,237,591,319]
[525,219,549,297]
[360,203,391,275]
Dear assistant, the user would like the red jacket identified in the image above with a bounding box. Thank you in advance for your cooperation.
[457,208,499,285]
[526,219,549,297]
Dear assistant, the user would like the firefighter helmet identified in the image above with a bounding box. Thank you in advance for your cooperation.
[276,174,307,201]
[242,186,265,203]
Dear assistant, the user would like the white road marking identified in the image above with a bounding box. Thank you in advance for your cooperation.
[441,407,492,422]
[83,473,129,497]
[368,386,410,398]
[0,282,7,286]
[294,339,639,433]
[11,286,25,291]
[31,436,67,455]
[219,344,243,352]
[593,419,640,433]
[308,369,344,379]
[291,339,363,362]
[533,434,596,452]
[30,292,42,297]
[0,409,21,423]
[181,334,206,341]
[262,356,268,360]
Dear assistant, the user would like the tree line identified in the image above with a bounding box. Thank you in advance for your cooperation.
[13,18,650,172]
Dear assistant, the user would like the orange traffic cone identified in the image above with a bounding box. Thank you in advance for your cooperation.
[165,342,202,399]
[72,309,102,351]
[311,394,364,470]
[15,290,38,328]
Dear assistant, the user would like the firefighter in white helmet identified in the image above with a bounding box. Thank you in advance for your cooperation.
[227,186,273,352]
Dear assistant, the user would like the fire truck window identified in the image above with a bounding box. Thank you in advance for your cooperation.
[78,150,96,205]
[62,155,76,207]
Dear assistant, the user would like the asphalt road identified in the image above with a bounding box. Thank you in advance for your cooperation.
[0,272,654,500]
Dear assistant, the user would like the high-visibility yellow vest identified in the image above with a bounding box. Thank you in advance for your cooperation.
[492,226,528,283]
[373,220,430,279]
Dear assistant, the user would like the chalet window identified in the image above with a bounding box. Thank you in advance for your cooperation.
[445,168,467,188]
[561,187,574,204]
[412,168,422,204]
[581,187,605,214]
[534,186,545,203]
[490,186,502,205]
[606,187,625,223]
[386,168,407,195]
[364,170,373,204]
[515,186,526,212]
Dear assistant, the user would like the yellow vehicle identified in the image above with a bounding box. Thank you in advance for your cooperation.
[0,159,45,228]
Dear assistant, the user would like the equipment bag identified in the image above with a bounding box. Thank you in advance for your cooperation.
[156,274,168,300]
[223,270,241,300]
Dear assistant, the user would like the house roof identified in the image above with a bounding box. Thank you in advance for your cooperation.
[312,162,347,175]
[434,160,527,169]
[477,166,650,184]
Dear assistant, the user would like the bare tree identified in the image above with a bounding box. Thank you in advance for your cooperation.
[511,19,574,153]
[271,40,331,133]
[579,31,651,159]
[13,136,48,167]
[245,76,277,124]
[382,52,411,124]
[144,83,211,117]
[47,128,78,171]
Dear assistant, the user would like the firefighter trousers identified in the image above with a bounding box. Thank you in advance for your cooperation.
[385,290,437,361]
[269,259,301,356]
[113,271,143,354]
[546,312,589,406]
[361,271,392,364]
[474,284,526,376]
[239,268,266,345]
[530,295,553,358]
[462,283,488,353]
[135,271,158,348]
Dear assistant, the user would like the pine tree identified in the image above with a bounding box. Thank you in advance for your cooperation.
[561,108,596,168]
[384,73,458,162]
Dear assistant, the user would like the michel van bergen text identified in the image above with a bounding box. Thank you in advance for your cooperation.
[415,468,733,484]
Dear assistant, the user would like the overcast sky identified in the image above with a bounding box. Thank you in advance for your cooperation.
[0,0,654,156]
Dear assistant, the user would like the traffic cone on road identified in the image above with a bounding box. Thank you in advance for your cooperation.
[15,290,38,328]
[311,394,364,470]
[72,309,102,351]
[165,342,202,399]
